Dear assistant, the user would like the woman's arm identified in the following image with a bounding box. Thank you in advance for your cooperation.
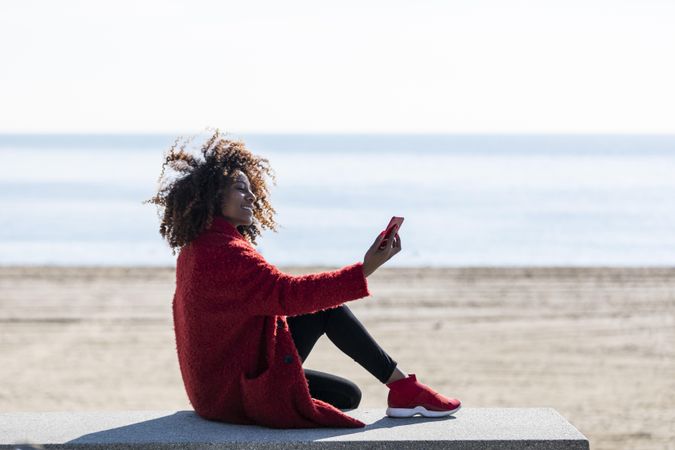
[198,240,371,317]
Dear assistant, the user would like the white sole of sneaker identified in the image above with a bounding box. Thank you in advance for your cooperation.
[386,404,461,418]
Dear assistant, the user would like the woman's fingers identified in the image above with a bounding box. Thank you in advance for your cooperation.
[371,231,385,249]
[389,232,400,248]
[384,233,401,261]
[371,228,401,260]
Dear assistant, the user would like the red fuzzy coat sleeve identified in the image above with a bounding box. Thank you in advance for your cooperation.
[192,235,371,317]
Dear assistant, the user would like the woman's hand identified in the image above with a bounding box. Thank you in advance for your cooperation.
[362,227,402,278]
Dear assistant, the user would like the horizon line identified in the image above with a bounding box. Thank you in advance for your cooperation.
[1,131,675,136]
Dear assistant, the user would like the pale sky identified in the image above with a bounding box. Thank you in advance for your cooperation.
[1,0,674,134]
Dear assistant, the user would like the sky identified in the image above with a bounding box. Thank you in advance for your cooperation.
[1,0,674,134]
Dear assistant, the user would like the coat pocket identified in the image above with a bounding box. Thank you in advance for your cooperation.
[239,364,306,427]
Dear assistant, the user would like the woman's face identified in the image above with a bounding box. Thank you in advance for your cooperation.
[220,171,256,228]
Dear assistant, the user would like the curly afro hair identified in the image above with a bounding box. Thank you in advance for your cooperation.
[145,129,278,253]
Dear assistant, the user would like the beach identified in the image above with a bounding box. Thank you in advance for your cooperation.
[1,266,673,449]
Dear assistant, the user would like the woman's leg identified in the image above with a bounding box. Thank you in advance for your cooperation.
[303,368,362,411]
[287,304,399,384]
[287,308,329,363]
[288,308,361,409]
[288,306,461,418]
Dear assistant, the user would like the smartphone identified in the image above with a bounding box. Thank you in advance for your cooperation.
[378,216,404,249]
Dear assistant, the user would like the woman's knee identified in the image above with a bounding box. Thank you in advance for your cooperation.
[343,382,362,410]
[322,382,361,410]
[326,304,354,324]
[304,368,362,410]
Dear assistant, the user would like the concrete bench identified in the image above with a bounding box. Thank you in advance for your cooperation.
[1,408,589,449]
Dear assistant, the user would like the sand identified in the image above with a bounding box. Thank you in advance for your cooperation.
[0,266,673,449]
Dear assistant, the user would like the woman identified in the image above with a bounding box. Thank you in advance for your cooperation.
[146,130,461,429]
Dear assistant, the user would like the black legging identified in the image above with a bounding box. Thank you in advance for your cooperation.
[287,304,398,411]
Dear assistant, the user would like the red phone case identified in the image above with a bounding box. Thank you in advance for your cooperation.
[379,216,404,249]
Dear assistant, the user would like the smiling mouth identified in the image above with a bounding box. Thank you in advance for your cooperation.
[242,206,253,212]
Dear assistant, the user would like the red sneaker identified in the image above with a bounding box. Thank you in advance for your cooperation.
[386,374,461,418]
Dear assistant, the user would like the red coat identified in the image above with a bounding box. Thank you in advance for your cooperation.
[172,216,371,428]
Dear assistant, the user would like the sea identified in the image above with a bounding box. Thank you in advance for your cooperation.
[1,133,674,267]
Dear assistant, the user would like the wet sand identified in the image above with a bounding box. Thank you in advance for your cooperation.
[0,266,673,449]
